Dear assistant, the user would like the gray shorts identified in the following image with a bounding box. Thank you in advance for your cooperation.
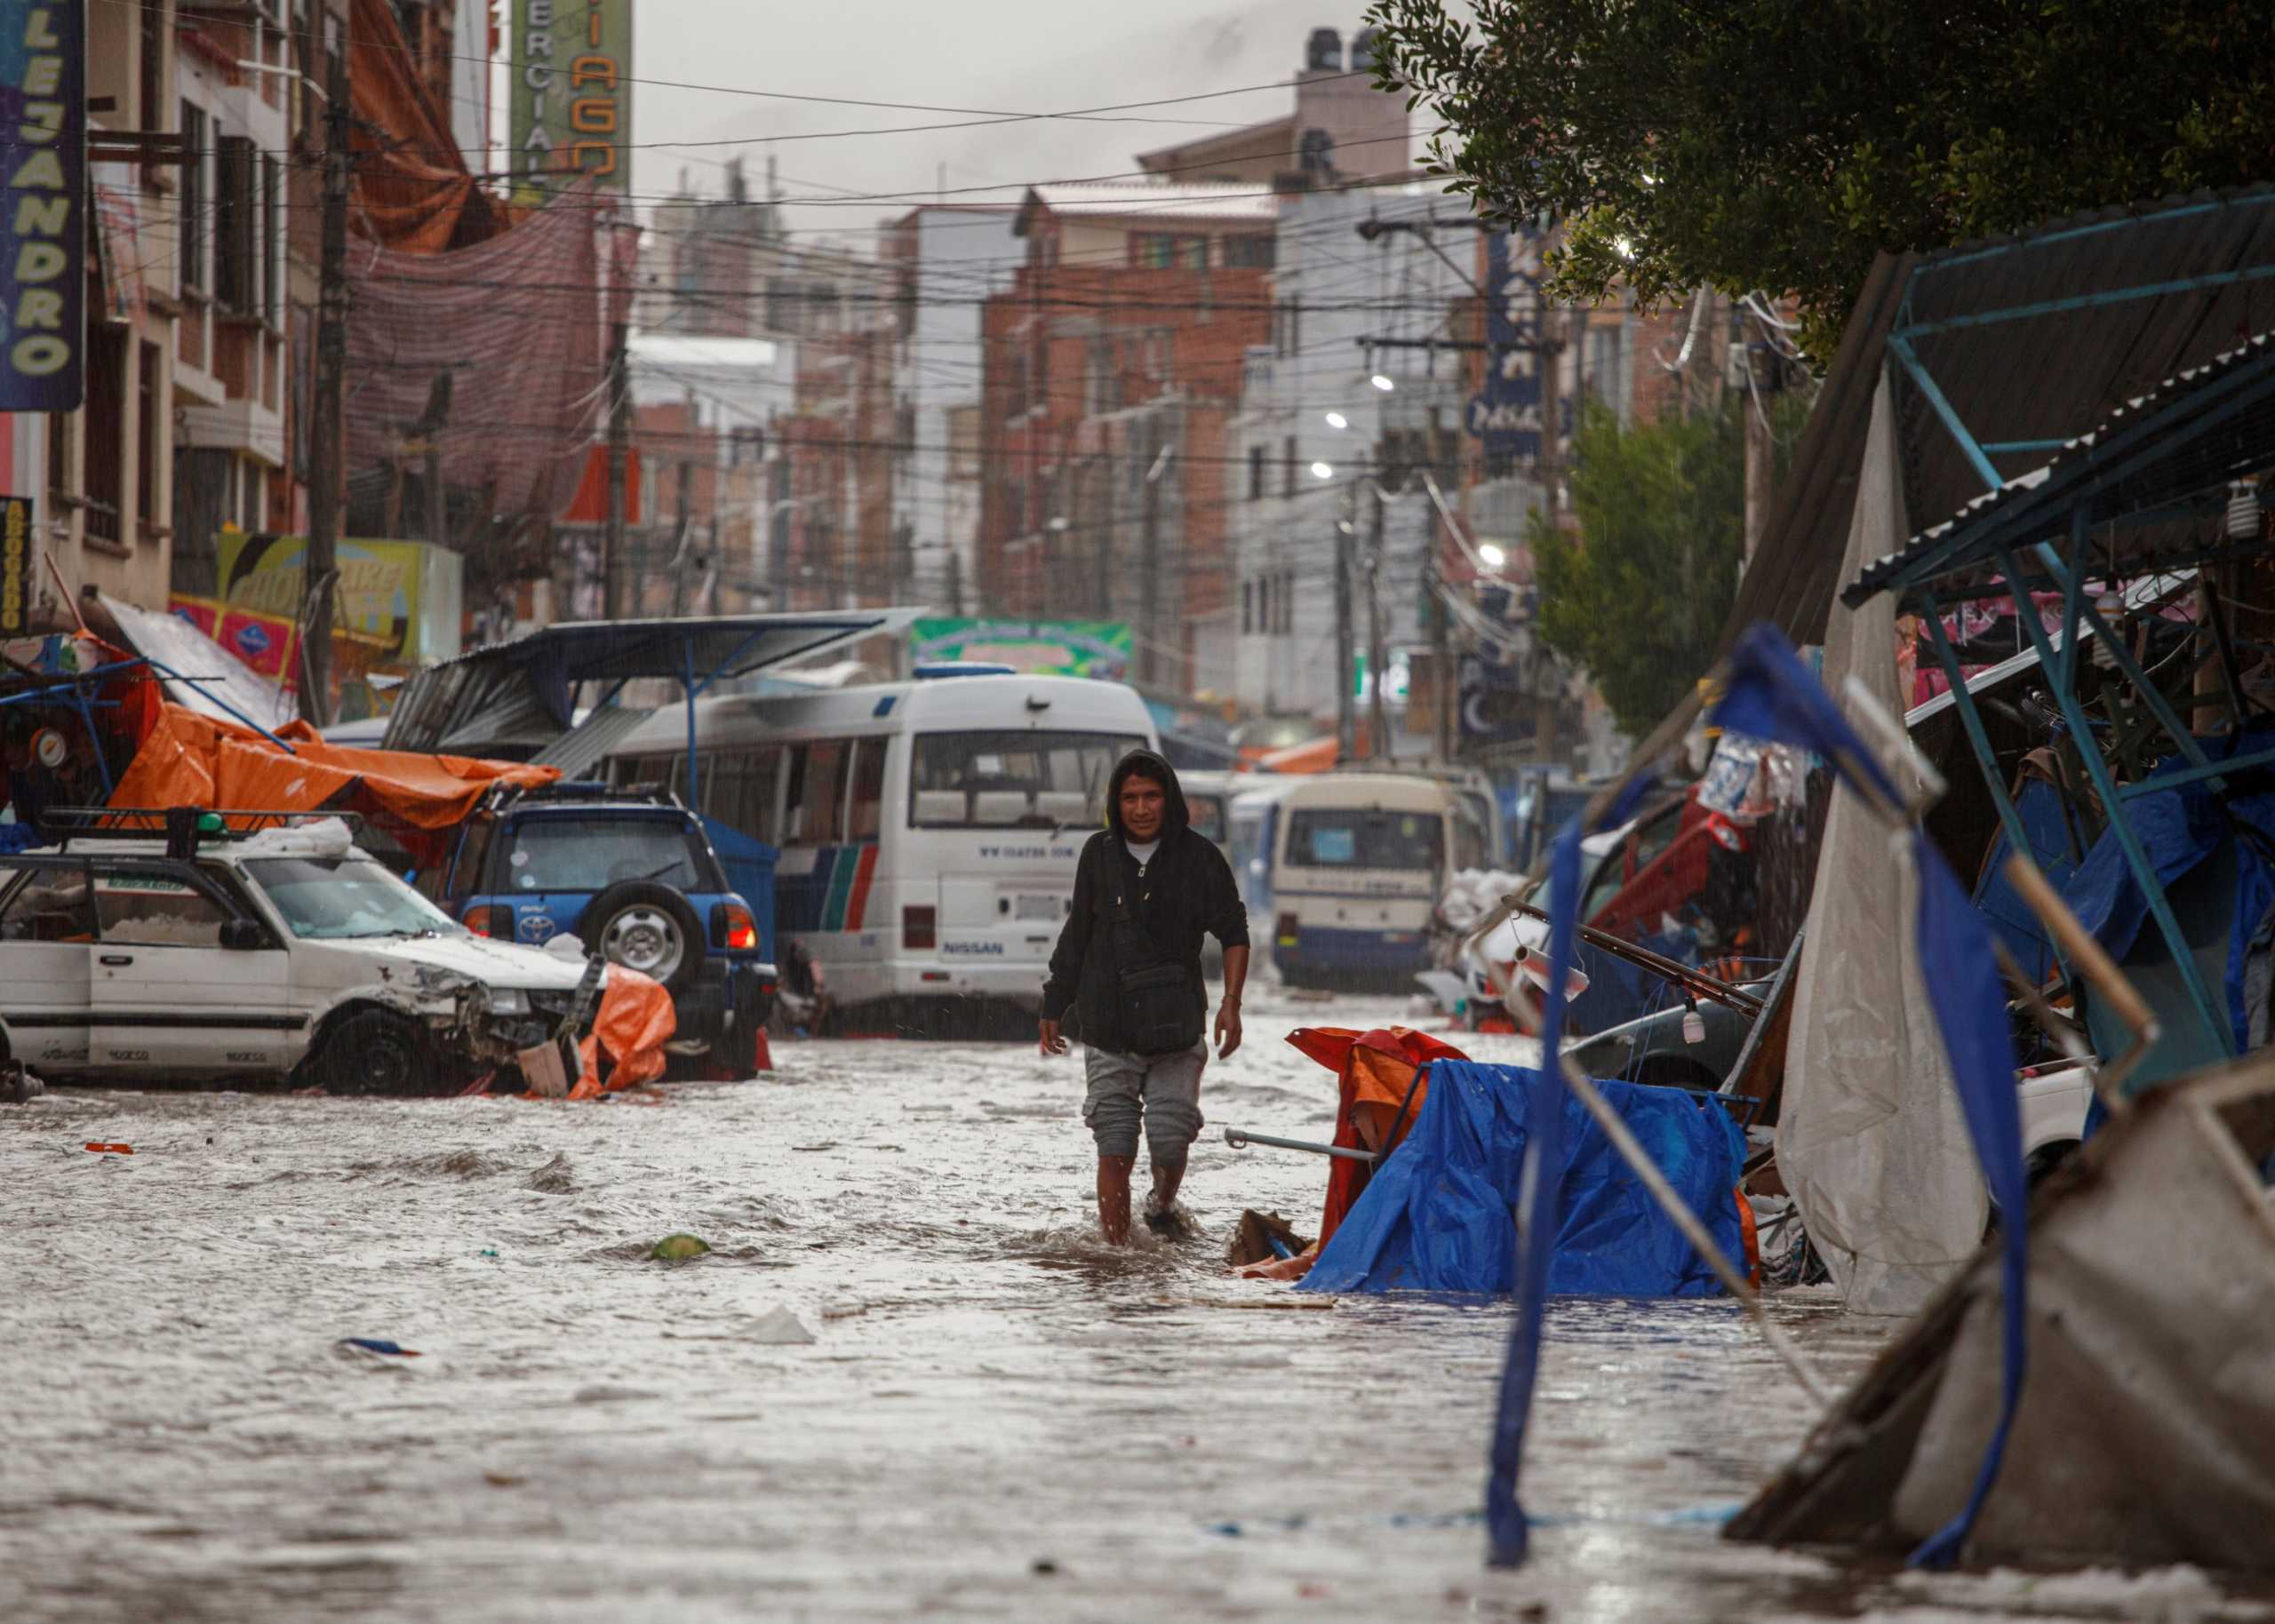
[1082,1041,1208,1164]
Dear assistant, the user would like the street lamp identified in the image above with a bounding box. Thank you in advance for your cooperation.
[1369,374,1396,393]
[1310,461,1335,481]
[1324,410,1349,430]
[1478,543,1507,570]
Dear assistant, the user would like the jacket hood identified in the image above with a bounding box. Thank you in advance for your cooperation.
[1106,748,1187,840]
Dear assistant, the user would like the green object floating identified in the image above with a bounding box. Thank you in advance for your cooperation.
[651,1233,711,1261]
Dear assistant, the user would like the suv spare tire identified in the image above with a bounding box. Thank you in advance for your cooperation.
[586,880,705,993]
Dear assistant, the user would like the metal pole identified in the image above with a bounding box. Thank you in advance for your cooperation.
[1334,485,1355,762]
[1139,439,1160,689]
[603,321,629,619]
[1368,480,1388,762]
[299,51,351,728]
[1429,516,1452,766]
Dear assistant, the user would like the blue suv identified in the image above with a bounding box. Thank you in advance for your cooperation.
[435,784,775,1073]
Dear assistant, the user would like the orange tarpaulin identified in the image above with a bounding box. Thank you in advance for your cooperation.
[1288,1026,1471,1249]
[108,704,555,863]
[569,966,677,1097]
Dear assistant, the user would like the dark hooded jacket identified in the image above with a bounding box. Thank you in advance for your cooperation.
[1041,748,1249,1055]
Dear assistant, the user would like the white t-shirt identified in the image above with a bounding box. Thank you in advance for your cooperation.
[1124,837,1161,869]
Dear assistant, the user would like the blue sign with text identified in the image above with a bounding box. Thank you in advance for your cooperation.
[0,1,85,411]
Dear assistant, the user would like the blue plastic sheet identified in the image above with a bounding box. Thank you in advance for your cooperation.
[1298,1063,1747,1297]
[1973,776,2085,987]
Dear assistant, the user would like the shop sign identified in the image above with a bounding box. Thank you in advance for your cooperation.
[0,494,32,633]
[0,1,85,410]
[509,0,633,205]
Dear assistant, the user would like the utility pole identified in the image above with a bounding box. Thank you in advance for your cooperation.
[1090,457,1113,617]
[1334,483,1355,762]
[602,320,629,618]
[1138,434,1173,689]
[1367,480,1389,763]
[300,52,351,728]
[946,545,964,617]
[667,445,694,617]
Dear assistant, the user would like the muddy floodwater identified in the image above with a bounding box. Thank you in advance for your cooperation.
[5,986,2271,1623]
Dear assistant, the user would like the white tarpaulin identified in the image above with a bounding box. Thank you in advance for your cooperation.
[1778,375,1987,1314]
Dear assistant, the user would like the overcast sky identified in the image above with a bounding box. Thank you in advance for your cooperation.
[611,2,1426,249]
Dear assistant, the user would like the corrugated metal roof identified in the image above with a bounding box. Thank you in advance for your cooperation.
[532,704,658,780]
[1733,184,2275,647]
[1847,332,2275,605]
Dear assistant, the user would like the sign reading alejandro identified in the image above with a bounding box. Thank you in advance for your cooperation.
[1465,229,1545,464]
[0,1,84,410]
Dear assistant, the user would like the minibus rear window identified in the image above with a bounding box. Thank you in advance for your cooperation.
[908,731,1145,830]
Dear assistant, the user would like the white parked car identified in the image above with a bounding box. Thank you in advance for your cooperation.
[0,814,590,1094]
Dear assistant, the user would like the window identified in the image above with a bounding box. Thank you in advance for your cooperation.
[1248,443,1265,500]
[261,155,282,322]
[1281,434,1297,498]
[0,864,92,942]
[1257,575,1271,639]
[782,740,847,845]
[498,816,705,893]
[1131,233,1205,270]
[1285,808,1445,872]
[1222,235,1275,269]
[1188,795,1226,846]
[179,104,207,293]
[215,135,256,312]
[136,341,159,539]
[1241,577,1253,635]
[140,3,164,137]
[445,817,493,903]
[846,737,886,841]
[908,730,1144,830]
[92,869,230,948]
[245,857,461,940]
[84,329,126,542]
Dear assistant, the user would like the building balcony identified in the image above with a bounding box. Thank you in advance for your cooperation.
[180,395,286,469]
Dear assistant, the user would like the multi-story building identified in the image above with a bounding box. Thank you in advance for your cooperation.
[36,0,188,609]
[1225,185,1470,728]
[978,183,1278,697]
[882,203,1020,626]
[165,2,299,599]
[1133,25,1413,188]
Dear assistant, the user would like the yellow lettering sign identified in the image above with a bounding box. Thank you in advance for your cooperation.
[10,148,64,190]
[12,334,68,375]
[23,53,59,96]
[569,55,617,92]
[569,100,616,133]
[15,241,64,282]
[17,288,61,329]
[12,194,66,236]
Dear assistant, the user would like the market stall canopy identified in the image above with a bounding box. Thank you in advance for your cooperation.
[1845,332,2275,609]
[1730,185,2275,649]
[381,611,922,760]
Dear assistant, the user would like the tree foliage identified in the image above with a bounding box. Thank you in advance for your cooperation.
[1366,0,2275,355]
[1530,402,1747,737]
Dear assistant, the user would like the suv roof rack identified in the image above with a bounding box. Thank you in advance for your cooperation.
[502,781,686,810]
[42,806,368,858]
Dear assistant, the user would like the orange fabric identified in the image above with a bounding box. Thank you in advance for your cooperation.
[347,0,518,252]
[570,967,677,1097]
[1288,1026,1472,1246]
[108,703,557,863]
[1734,1187,1761,1289]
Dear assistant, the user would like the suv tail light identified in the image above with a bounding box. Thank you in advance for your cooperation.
[464,904,505,937]
[1275,912,1298,945]
[903,904,937,950]
[710,900,759,951]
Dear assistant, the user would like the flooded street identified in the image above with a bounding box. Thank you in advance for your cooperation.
[4,985,2270,1624]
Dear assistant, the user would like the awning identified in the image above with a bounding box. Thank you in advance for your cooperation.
[383,610,922,757]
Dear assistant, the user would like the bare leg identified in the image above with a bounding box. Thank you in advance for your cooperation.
[1097,1154,1134,1246]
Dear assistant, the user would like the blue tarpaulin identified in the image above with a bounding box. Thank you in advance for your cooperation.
[1298,1063,1748,1297]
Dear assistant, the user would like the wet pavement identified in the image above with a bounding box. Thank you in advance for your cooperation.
[4,985,2271,1623]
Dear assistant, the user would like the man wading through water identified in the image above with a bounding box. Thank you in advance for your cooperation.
[1040,749,1249,1245]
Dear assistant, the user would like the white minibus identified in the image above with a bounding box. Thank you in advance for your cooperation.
[1266,773,1484,990]
[602,673,1156,1018]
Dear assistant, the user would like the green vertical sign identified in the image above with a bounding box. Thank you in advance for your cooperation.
[508,0,633,206]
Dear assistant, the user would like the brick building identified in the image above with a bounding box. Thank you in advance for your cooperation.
[978,183,1277,697]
